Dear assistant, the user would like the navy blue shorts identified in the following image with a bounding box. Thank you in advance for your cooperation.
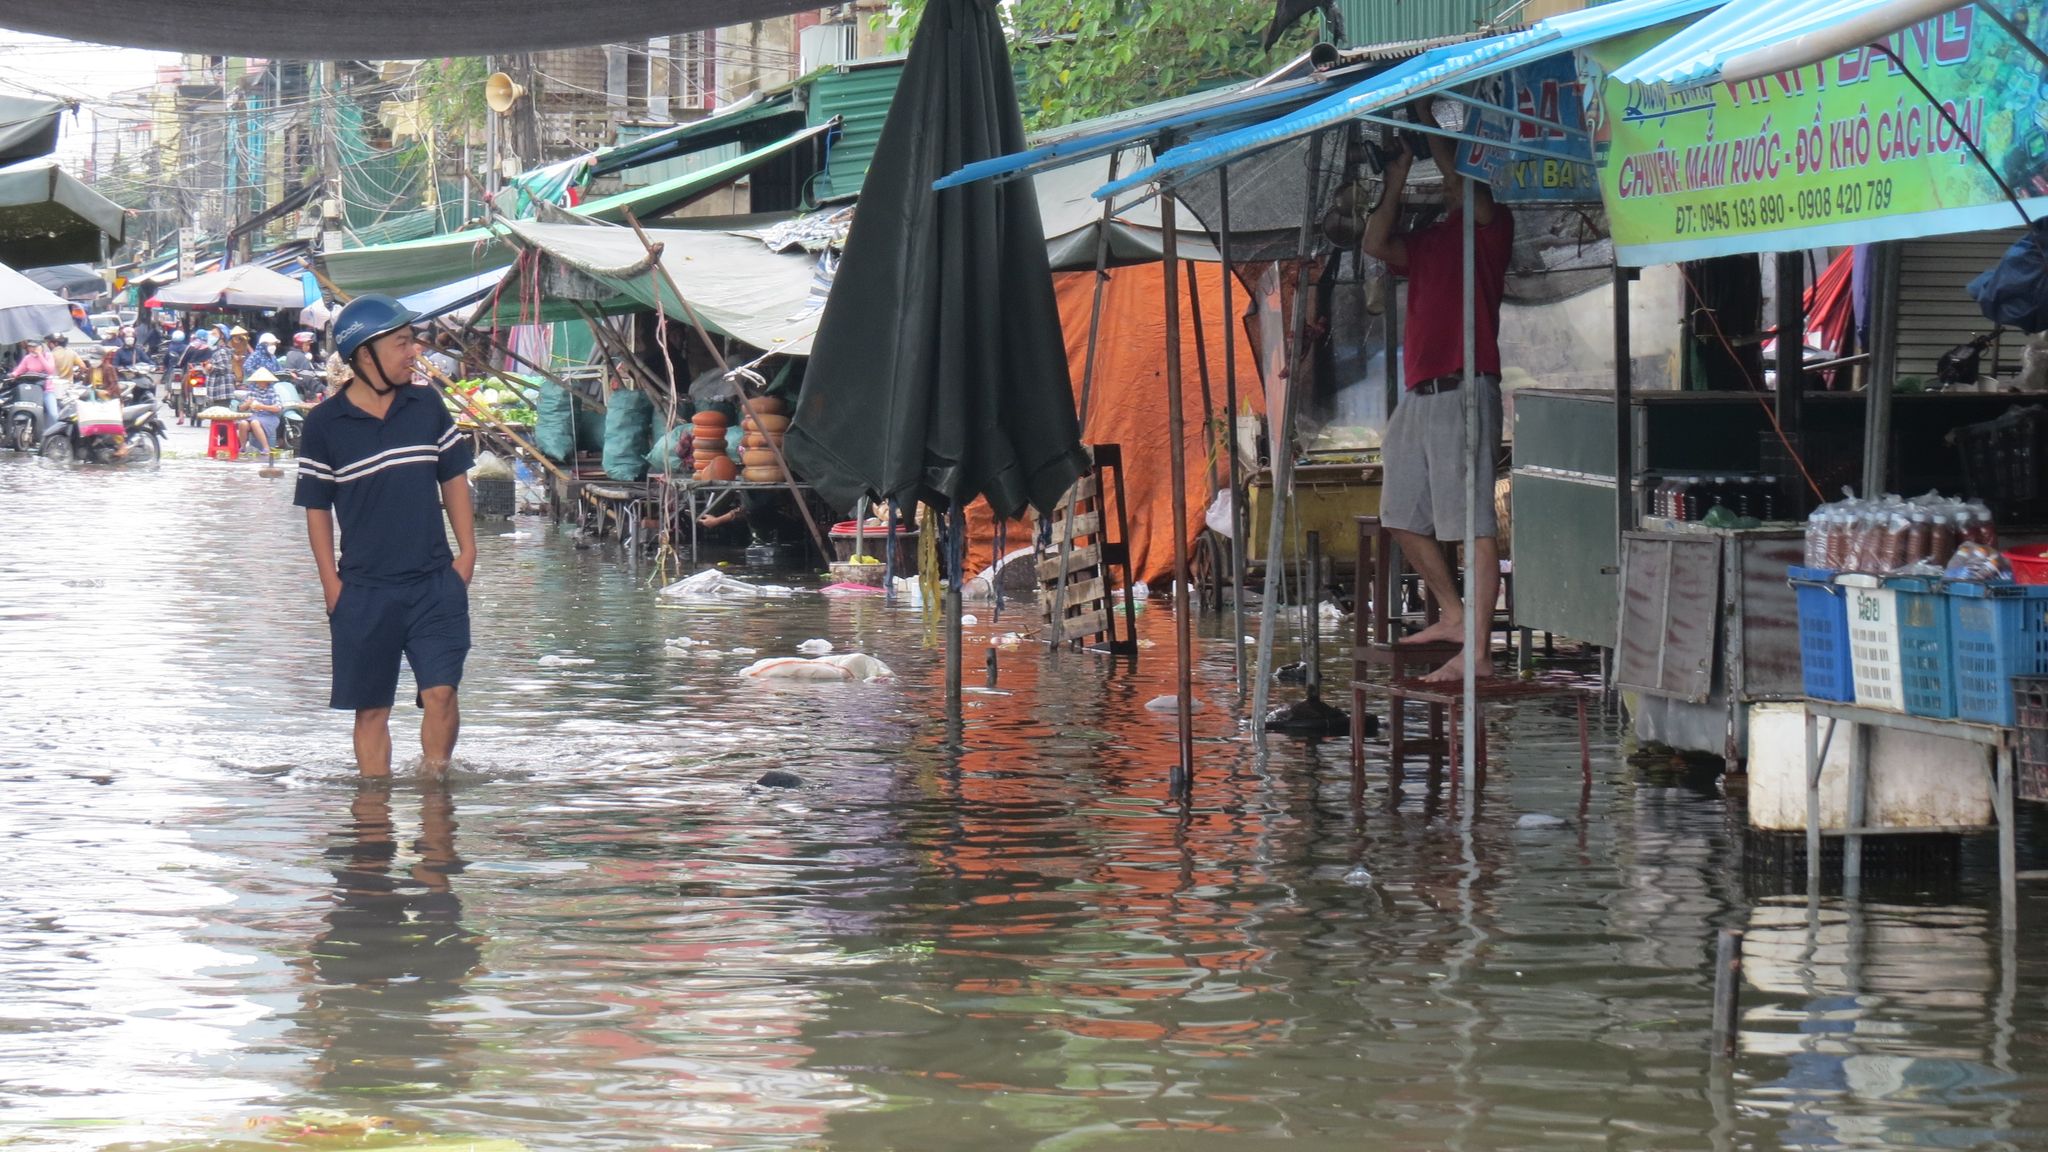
[327,566,470,711]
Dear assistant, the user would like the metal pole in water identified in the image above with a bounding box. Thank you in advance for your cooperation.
[945,508,963,734]
[1711,928,1745,1059]
[1460,172,1479,805]
[1162,193,1196,800]
[1218,164,1248,696]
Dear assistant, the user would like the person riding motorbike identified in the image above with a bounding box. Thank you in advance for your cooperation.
[112,328,148,370]
[283,331,324,400]
[175,329,213,424]
[81,360,131,459]
[9,337,55,379]
[47,333,83,382]
[162,327,188,373]
[250,331,285,376]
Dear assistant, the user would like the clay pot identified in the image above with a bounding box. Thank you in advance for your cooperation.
[741,448,780,468]
[699,454,738,482]
[691,413,729,432]
[691,437,727,455]
[743,395,787,417]
[741,430,785,450]
[742,465,785,484]
[741,412,790,435]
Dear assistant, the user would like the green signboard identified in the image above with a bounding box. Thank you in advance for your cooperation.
[1582,10,2048,265]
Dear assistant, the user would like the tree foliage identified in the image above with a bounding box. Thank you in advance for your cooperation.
[887,0,1317,131]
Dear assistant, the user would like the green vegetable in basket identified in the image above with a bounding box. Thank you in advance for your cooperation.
[1701,503,1741,528]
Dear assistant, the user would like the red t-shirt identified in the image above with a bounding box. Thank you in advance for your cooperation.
[1392,205,1513,388]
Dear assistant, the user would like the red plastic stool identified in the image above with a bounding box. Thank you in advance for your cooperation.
[205,418,240,460]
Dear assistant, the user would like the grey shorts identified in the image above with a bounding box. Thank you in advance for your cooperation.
[1381,376,1502,542]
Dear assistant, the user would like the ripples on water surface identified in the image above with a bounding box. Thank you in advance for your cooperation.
[1,451,2045,1151]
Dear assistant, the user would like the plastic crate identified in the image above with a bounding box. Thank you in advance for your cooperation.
[1890,576,1955,719]
[1948,582,2048,725]
[2013,677,2048,802]
[1839,574,1903,712]
[1790,566,1855,701]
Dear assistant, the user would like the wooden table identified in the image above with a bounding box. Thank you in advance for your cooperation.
[1802,700,2018,930]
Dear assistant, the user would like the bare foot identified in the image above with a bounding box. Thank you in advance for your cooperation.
[1398,618,1465,646]
[1421,649,1496,683]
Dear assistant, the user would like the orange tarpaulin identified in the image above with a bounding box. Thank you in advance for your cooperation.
[963,262,1265,585]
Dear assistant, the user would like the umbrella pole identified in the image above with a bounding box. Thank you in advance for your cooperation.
[1460,175,1479,808]
[945,506,965,737]
[1161,195,1196,801]
[1219,164,1247,697]
[1051,150,1123,650]
[1252,132,1323,750]
[1187,259,1217,497]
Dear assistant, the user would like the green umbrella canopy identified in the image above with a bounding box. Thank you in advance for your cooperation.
[784,0,1086,520]
[0,158,127,269]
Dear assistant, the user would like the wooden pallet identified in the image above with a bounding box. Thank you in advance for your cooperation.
[1041,444,1137,655]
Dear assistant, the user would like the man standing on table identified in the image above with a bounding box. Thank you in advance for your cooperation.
[295,294,477,777]
[1362,111,1514,683]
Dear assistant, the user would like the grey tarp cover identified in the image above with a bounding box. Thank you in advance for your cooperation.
[156,263,305,310]
[0,1,820,57]
[0,261,73,344]
[21,262,103,297]
[0,158,127,268]
[0,96,65,165]
[784,0,1086,520]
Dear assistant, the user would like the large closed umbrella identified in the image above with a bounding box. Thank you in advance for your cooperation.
[785,0,1086,522]
[0,260,73,344]
[156,263,306,310]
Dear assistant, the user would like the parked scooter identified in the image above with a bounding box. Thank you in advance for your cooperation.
[40,374,167,465]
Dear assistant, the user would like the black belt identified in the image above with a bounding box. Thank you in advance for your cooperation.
[1410,373,1497,395]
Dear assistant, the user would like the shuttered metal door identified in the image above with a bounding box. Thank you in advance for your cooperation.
[1895,228,2024,381]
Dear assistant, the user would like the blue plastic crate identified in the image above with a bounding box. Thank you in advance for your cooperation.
[1948,582,2048,725]
[1889,576,1954,719]
[1789,565,1854,702]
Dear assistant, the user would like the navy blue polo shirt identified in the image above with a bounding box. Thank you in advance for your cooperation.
[294,384,472,586]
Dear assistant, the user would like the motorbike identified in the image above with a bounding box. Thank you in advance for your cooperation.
[4,371,65,452]
[40,375,167,465]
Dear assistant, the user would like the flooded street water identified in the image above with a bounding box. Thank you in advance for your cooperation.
[2,449,2046,1151]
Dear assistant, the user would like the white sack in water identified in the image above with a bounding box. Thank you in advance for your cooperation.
[659,569,797,601]
[797,638,834,654]
[739,653,896,682]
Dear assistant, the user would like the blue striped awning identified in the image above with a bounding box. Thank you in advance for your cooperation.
[1609,0,1950,88]
[1096,0,1725,201]
[933,70,1393,191]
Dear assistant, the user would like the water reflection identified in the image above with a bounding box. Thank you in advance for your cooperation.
[0,452,2043,1151]
[299,778,481,1095]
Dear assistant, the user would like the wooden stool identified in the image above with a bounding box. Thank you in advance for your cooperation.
[1354,674,1596,805]
[204,417,240,460]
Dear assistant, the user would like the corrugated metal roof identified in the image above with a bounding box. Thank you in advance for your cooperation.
[807,59,906,202]
[1334,0,1506,49]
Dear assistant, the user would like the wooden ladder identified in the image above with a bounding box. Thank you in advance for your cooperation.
[1040,444,1137,655]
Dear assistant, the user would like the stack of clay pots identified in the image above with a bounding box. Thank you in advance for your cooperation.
[691,409,736,482]
[739,396,790,483]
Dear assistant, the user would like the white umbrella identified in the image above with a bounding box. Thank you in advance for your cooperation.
[0,259,73,344]
[155,263,306,310]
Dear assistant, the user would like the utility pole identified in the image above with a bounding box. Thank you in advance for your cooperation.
[317,59,341,255]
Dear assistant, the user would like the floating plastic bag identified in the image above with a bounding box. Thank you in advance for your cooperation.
[797,638,833,654]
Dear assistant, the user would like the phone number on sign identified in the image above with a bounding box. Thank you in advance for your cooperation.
[1671,179,1895,236]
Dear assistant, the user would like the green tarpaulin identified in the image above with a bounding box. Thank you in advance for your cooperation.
[319,124,831,301]
[0,158,127,268]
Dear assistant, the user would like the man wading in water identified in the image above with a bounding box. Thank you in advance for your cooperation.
[295,294,476,776]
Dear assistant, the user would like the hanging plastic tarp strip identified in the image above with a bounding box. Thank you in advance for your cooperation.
[1096,0,1727,200]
